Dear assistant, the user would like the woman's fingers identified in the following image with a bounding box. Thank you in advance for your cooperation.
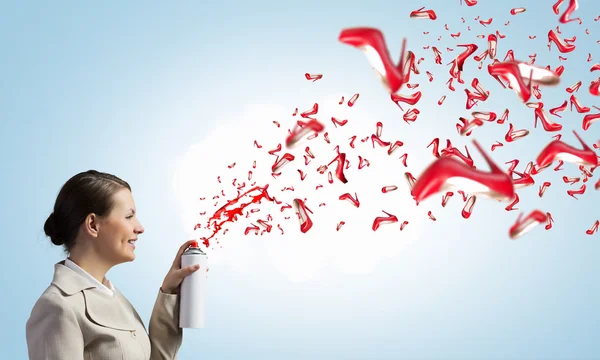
[178,264,201,278]
[172,240,197,267]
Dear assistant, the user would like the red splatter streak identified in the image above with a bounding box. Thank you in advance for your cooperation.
[198,185,276,247]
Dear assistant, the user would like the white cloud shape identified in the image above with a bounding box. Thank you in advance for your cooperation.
[172,94,430,282]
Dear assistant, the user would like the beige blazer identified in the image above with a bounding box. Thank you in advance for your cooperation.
[26,261,183,360]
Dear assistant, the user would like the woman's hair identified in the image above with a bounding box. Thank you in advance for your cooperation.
[44,170,131,252]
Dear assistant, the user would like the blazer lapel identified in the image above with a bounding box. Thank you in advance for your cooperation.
[82,289,136,331]
[51,261,136,331]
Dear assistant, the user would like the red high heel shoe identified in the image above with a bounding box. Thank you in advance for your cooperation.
[583,112,600,131]
[511,170,535,189]
[536,130,598,168]
[271,153,295,173]
[327,152,348,183]
[339,27,408,94]
[390,91,422,109]
[293,198,313,233]
[409,7,437,20]
[411,140,515,203]
[372,211,398,231]
[488,34,497,59]
[286,119,324,148]
[549,100,568,117]
[547,29,576,53]
[451,43,479,73]
[558,0,581,24]
[590,78,600,96]
[569,94,590,113]
[488,61,560,102]
[440,140,474,167]
[509,210,548,239]
[533,106,563,132]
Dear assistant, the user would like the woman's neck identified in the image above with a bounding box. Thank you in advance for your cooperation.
[68,250,112,284]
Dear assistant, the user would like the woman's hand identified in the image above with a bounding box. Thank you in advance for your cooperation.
[160,240,201,294]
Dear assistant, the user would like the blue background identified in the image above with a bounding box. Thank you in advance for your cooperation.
[2,0,600,359]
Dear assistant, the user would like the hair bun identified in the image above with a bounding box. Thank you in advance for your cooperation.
[45,213,64,246]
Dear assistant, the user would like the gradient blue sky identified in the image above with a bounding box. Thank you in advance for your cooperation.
[2,1,600,359]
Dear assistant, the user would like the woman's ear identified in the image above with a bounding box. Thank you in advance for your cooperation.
[83,213,101,238]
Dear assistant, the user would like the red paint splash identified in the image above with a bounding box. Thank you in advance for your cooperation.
[197,185,276,248]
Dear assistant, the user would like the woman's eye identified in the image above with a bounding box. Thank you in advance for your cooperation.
[127,215,133,219]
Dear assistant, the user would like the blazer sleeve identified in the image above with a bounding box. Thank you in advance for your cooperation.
[148,289,183,360]
[26,293,84,360]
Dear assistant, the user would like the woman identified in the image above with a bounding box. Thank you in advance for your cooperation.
[26,169,200,360]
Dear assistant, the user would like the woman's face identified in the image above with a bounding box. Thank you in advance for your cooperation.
[94,188,145,265]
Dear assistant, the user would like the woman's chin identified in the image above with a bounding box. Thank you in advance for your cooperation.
[121,250,136,262]
[123,244,136,261]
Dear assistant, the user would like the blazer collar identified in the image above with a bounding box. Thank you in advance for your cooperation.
[52,261,97,295]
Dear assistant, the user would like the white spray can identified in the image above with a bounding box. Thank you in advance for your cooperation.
[179,241,207,328]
